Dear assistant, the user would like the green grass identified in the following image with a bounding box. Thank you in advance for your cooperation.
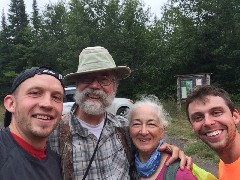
[163,100,220,163]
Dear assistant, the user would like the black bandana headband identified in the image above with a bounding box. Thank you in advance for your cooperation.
[4,66,64,127]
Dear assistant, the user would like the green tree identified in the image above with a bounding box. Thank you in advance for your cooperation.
[8,0,29,44]
[0,10,17,95]
[116,0,151,97]
[151,0,240,97]
[173,0,240,94]
[31,0,41,34]
[58,0,97,75]
[0,10,9,69]
[39,2,68,70]
[6,0,33,72]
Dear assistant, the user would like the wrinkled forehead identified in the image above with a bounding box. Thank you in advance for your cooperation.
[130,103,160,120]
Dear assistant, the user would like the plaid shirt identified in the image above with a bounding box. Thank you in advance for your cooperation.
[49,104,132,180]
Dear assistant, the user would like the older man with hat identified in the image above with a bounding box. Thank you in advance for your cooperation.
[49,46,191,179]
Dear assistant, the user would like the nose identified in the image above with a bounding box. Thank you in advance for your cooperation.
[203,115,216,126]
[140,125,149,135]
[89,79,102,89]
[39,94,53,110]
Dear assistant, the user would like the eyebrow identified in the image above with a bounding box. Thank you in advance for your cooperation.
[131,119,158,123]
[190,112,202,118]
[147,119,157,123]
[211,106,224,110]
[190,106,224,116]
[131,119,141,122]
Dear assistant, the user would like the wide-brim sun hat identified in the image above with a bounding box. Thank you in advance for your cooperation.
[64,46,131,85]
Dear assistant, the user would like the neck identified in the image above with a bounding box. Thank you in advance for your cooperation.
[135,145,163,178]
[139,153,168,180]
[139,151,153,163]
[9,123,47,149]
[76,106,105,126]
[218,132,240,163]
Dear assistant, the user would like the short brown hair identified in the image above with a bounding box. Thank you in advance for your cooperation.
[185,85,234,121]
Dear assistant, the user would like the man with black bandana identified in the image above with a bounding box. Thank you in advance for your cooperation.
[0,67,64,180]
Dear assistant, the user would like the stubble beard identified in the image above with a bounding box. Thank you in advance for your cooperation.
[74,88,116,115]
[208,128,237,154]
[199,131,227,154]
[15,111,57,139]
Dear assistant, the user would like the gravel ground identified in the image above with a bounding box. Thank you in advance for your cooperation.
[164,135,218,178]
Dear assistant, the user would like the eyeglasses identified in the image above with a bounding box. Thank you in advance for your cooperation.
[79,75,114,86]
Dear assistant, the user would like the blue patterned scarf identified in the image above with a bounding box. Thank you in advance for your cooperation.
[135,140,164,178]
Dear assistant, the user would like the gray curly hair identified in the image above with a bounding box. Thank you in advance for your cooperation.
[128,94,171,128]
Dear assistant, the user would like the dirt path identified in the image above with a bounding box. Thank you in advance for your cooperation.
[164,135,218,178]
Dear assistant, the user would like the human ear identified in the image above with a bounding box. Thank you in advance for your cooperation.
[232,108,240,125]
[4,95,15,113]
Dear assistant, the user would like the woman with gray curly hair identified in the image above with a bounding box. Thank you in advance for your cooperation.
[128,95,197,179]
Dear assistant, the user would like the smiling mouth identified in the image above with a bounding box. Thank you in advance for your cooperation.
[33,114,52,120]
[206,130,222,137]
[88,94,100,99]
[139,138,150,142]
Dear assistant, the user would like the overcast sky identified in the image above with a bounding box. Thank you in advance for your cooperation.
[0,0,168,19]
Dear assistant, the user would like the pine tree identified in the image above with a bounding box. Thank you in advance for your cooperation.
[0,10,16,95]
[31,0,41,34]
[0,10,10,69]
[6,0,33,72]
[8,0,29,44]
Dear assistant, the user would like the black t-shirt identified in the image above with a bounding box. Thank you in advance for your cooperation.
[0,128,63,180]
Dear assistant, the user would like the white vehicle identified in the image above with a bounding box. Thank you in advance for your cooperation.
[63,86,76,114]
[63,86,133,117]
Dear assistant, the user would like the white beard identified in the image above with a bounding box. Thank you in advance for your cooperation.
[74,88,116,115]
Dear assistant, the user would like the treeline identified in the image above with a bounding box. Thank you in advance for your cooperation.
[1,0,240,101]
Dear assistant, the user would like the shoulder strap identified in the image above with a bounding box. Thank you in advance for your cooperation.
[115,126,138,179]
[163,159,180,180]
[115,127,132,162]
[59,114,74,180]
[82,117,107,180]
